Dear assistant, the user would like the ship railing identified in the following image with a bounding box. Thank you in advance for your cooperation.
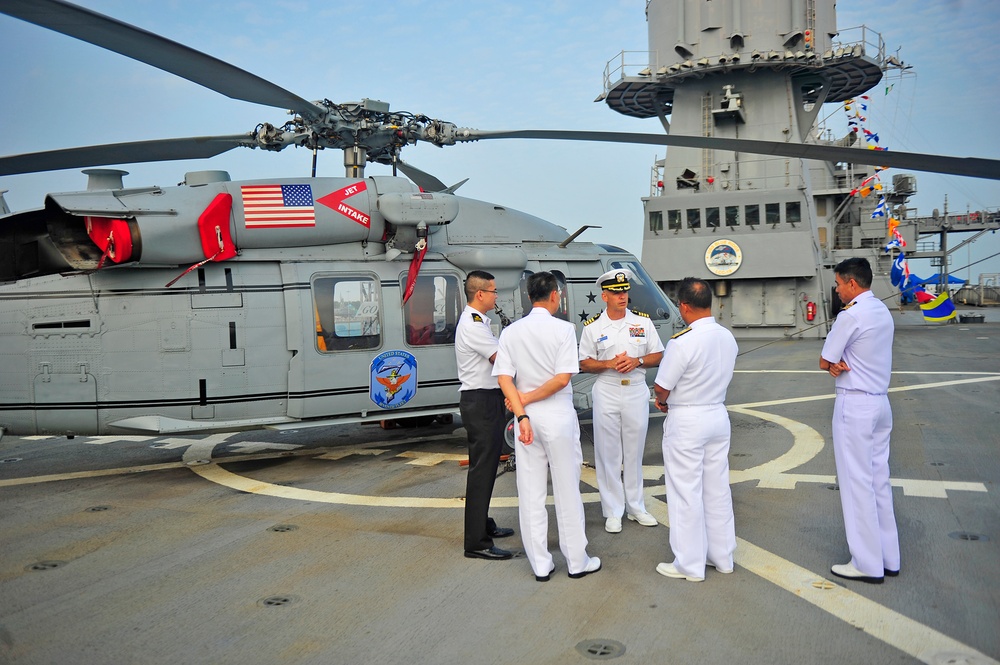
[647,154,813,196]
[602,50,658,95]
[832,25,886,64]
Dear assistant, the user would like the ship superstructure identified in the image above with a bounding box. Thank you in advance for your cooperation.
[600,0,921,337]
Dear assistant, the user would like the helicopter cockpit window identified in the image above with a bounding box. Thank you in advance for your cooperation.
[312,276,382,352]
[402,273,462,346]
[609,260,679,324]
[518,270,569,321]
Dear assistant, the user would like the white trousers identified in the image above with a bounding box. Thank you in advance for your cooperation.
[515,404,592,577]
[592,380,651,518]
[661,404,736,578]
[832,393,900,576]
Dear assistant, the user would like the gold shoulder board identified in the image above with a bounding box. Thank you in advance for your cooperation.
[671,327,692,339]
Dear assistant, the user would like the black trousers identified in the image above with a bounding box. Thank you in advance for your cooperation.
[459,389,506,551]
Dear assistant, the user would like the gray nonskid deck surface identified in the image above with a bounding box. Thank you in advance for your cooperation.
[0,321,997,664]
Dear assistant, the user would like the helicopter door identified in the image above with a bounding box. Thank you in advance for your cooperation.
[398,271,464,410]
[287,268,384,420]
[33,363,98,435]
[28,310,101,435]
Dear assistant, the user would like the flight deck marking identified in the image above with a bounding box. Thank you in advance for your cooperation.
[396,451,469,466]
[316,448,388,461]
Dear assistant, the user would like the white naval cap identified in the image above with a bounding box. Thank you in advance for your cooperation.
[597,268,633,292]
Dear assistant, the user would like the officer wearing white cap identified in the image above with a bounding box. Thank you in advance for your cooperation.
[579,268,664,533]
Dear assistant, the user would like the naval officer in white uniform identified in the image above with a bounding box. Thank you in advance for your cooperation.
[653,277,738,582]
[494,272,601,582]
[579,269,664,533]
[455,270,515,561]
[820,257,899,584]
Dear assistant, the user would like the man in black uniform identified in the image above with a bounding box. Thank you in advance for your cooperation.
[455,270,515,560]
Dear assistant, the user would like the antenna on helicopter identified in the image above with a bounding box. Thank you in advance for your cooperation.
[559,225,603,249]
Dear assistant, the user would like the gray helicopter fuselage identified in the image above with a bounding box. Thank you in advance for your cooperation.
[0,174,680,436]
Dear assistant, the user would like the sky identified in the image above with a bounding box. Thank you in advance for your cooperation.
[0,0,998,282]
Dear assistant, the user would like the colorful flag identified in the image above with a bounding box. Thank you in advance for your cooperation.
[920,292,957,322]
[890,251,907,286]
[871,196,886,218]
[242,184,316,228]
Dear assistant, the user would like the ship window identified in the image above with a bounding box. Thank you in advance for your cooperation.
[766,203,781,225]
[313,275,382,352]
[786,201,802,225]
[402,273,463,346]
[725,205,739,227]
[667,209,682,230]
[705,207,720,229]
[745,204,760,226]
[649,210,663,233]
[687,209,701,229]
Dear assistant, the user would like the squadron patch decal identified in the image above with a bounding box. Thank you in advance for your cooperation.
[370,350,418,409]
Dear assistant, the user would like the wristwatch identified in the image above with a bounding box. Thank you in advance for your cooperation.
[637,357,644,366]
[517,414,530,422]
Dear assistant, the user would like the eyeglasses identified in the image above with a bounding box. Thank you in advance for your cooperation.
[479,289,498,294]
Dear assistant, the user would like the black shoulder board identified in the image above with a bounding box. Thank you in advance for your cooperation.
[583,314,599,326]
[671,327,691,339]
[472,313,484,323]
[630,309,649,318]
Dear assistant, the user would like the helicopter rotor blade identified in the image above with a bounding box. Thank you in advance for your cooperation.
[0,0,326,122]
[0,135,255,177]
[459,129,1000,181]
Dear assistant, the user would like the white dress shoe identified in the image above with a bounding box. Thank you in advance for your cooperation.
[709,562,734,574]
[626,511,658,527]
[831,562,884,584]
[605,517,622,533]
[655,561,704,582]
[569,557,602,579]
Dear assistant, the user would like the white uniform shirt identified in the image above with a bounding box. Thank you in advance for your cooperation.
[654,317,737,406]
[579,309,664,383]
[821,290,894,393]
[492,308,578,406]
[455,305,499,391]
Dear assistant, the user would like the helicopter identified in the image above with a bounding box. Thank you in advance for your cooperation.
[0,0,998,438]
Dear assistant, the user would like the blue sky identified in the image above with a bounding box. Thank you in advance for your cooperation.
[1,0,998,281]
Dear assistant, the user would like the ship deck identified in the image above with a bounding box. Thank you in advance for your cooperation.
[0,316,997,664]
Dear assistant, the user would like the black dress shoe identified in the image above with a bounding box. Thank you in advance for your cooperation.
[535,566,555,582]
[489,526,515,539]
[885,568,899,577]
[464,546,513,560]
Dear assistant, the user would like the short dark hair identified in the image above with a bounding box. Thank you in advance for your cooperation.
[527,272,559,303]
[677,277,712,309]
[834,257,872,289]
[464,270,495,301]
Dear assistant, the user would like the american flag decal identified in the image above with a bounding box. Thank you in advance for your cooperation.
[241,184,315,228]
